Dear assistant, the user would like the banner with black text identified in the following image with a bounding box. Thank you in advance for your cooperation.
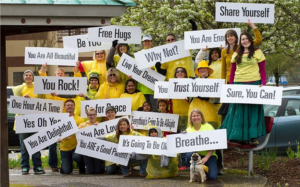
[154,81,186,99]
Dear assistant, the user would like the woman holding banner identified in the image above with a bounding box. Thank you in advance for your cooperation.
[105,118,147,177]
[219,32,266,145]
[12,70,45,175]
[94,67,125,99]
[120,79,146,111]
[75,50,107,85]
[183,108,217,180]
[78,107,105,174]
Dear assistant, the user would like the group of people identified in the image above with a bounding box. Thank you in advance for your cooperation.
[13,19,267,181]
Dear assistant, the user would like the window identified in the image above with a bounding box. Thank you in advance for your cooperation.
[264,105,280,117]
[284,100,300,116]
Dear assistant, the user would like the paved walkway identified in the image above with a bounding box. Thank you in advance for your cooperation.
[9,169,267,187]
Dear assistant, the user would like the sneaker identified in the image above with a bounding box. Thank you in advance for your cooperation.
[139,173,147,177]
[34,167,45,175]
[179,166,187,171]
[51,167,60,172]
[123,172,131,177]
[22,168,29,175]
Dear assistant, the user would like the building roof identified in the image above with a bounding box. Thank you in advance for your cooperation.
[0,0,135,6]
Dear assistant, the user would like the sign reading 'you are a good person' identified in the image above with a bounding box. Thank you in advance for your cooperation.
[215,2,274,23]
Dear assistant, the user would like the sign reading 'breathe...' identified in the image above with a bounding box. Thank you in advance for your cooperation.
[215,2,274,23]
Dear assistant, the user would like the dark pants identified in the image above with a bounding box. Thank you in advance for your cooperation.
[48,143,58,168]
[19,133,42,169]
[83,156,105,174]
[106,164,117,175]
[60,148,85,174]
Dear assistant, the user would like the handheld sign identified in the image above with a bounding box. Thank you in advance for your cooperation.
[168,78,225,98]
[34,76,88,95]
[63,35,111,53]
[215,2,274,23]
[184,28,241,49]
[154,81,186,99]
[25,47,78,66]
[118,135,176,157]
[9,96,63,114]
[24,117,79,155]
[134,40,190,69]
[117,54,165,90]
[80,98,131,118]
[77,116,129,138]
[15,113,69,134]
[131,111,179,133]
[220,84,283,105]
[75,134,130,166]
[88,25,141,44]
[167,129,228,154]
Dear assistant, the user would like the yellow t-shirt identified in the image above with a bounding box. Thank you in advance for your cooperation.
[120,92,146,111]
[231,49,265,83]
[94,82,125,99]
[186,123,217,157]
[78,121,99,129]
[60,115,85,151]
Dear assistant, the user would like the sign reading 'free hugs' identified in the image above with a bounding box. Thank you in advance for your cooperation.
[25,47,78,66]
[116,54,165,90]
[184,28,241,49]
[220,84,283,105]
[215,2,274,23]
[134,40,190,69]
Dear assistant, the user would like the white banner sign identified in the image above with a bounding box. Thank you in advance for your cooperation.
[63,35,111,53]
[184,28,241,49]
[25,47,78,66]
[9,96,63,114]
[154,81,186,99]
[215,2,274,23]
[15,113,69,134]
[88,26,141,44]
[34,76,87,95]
[24,117,79,155]
[131,111,179,133]
[76,134,130,166]
[167,129,228,154]
[118,135,176,157]
[77,117,129,138]
[134,40,190,69]
[117,54,165,90]
[220,84,282,105]
[168,78,225,98]
[80,98,131,118]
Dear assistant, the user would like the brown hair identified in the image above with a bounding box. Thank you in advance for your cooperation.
[189,108,206,126]
[225,29,238,54]
[116,118,131,142]
[235,32,255,64]
[174,67,188,78]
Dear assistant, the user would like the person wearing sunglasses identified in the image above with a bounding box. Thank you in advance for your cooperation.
[74,50,107,85]
[78,107,105,174]
[157,33,195,81]
[95,67,125,99]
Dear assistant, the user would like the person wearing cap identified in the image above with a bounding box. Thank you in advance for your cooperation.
[94,67,125,99]
[137,34,157,110]
[158,33,195,81]
[78,70,101,100]
[74,50,107,85]
[188,61,221,129]
[106,40,131,83]
[12,70,45,175]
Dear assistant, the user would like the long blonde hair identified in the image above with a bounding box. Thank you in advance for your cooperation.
[106,67,122,83]
[189,108,206,126]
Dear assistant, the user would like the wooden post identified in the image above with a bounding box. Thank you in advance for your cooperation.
[0,32,9,187]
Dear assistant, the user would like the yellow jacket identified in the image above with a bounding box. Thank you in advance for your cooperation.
[113,55,129,83]
[81,59,107,85]
[95,82,125,99]
[78,120,99,129]
[120,92,146,111]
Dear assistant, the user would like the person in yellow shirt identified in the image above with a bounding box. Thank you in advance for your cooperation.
[78,70,100,100]
[58,100,85,174]
[13,70,45,175]
[78,107,105,174]
[120,79,146,111]
[94,67,125,99]
[76,50,107,85]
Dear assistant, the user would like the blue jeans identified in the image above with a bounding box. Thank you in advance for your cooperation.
[83,156,105,174]
[144,94,157,111]
[19,133,42,169]
[48,143,58,168]
[186,152,218,180]
[60,148,85,174]
[120,158,147,175]
[180,153,187,167]
[106,164,117,175]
